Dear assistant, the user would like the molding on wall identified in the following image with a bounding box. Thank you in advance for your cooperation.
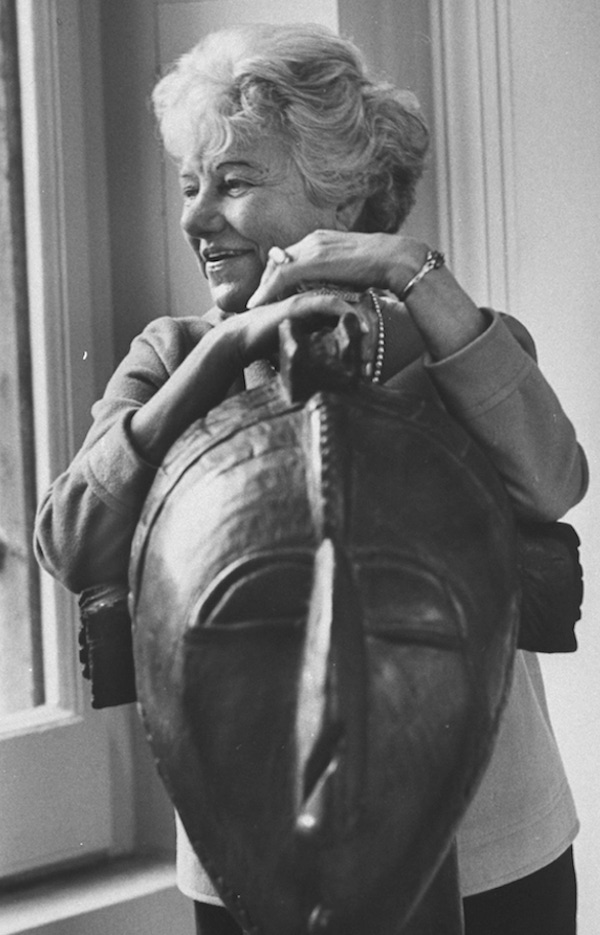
[429,1,518,312]
[17,0,94,713]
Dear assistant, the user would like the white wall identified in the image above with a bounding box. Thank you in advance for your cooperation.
[427,4,600,930]
[507,4,600,929]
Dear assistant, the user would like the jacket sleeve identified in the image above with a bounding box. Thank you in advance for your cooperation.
[34,316,212,593]
[425,311,588,521]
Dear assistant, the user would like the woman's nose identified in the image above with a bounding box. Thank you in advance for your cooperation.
[181,189,225,239]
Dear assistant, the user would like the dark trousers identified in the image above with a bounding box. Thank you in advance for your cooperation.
[463,845,577,935]
[194,902,244,935]
[194,846,577,935]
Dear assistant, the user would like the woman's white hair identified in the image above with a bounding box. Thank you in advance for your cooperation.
[152,23,429,232]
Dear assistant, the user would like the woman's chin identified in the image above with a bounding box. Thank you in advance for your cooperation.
[210,280,258,316]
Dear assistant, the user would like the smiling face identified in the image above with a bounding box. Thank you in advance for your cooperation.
[179,136,339,314]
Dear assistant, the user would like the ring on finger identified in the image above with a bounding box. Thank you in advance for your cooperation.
[269,246,293,265]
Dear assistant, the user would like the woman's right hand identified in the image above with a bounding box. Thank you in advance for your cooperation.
[221,289,372,369]
[129,291,367,466]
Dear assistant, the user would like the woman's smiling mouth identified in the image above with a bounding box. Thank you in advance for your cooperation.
[202,247,253,267]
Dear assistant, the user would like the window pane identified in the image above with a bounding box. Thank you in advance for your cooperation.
[0,0,44,716]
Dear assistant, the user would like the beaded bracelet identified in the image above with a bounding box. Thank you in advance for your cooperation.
[368,288,385,384]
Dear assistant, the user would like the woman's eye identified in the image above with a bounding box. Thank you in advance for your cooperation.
[222,177,252,195]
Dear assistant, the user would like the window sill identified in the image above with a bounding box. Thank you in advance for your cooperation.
[0,854,191,935]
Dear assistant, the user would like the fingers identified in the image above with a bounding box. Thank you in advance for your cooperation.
[248,229,419,310]
[269,246,293,266]
[247,245,298,309]
[277,290,380,380]
[237,287,383,381]
[238,291,356,365]
[283,290,364,324]
[248,230,358,308]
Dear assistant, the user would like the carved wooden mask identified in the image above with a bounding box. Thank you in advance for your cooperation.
[130,356,518,934]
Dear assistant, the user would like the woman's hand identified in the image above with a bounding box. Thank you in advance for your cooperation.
[224,288,375,372]
[247,230,425,309]
[248,229,488,361]
[129,290,375,466]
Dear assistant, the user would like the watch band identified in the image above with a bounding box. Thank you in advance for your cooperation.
[399,249,445,302]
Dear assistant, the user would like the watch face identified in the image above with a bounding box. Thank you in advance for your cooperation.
[131,381,518,935]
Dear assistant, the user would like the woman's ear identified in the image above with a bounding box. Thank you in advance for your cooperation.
[335,197,366,232]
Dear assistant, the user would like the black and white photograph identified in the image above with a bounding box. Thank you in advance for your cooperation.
[1,2,598,933]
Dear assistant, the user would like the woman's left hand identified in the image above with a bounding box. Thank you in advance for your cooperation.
[247,230,424,308]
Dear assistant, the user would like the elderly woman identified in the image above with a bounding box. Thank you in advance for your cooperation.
[35,22,586,935]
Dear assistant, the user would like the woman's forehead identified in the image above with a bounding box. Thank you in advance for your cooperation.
[180,133,292,176]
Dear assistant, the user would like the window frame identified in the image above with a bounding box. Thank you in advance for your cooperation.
[0,0,136,882]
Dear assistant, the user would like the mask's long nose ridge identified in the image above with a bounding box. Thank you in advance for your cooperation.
[295,537,367,838]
